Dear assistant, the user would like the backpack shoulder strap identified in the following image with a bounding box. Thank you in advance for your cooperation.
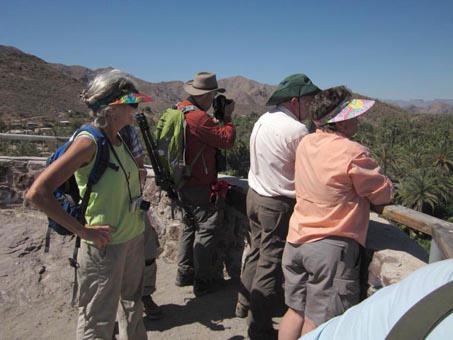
[174,105,207,190]
[385,280,453,340]
[181,105,198,114]
[180,104,205,166]
[76,125,115,185]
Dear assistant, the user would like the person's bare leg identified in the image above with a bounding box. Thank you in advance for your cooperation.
[301,317,316,336]
[278,308,304,340]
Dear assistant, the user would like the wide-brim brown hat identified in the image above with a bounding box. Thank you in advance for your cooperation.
[184,72,225,96]
[266,73,320,106]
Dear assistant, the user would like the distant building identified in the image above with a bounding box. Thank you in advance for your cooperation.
[26,122,38,129]
[7,129,25,134]
[35,127,53,135]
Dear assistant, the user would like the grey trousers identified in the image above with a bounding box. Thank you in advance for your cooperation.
[177,185,225,283]
[282,237,361,326]
[76,234,146,340]
[238,188,295,333]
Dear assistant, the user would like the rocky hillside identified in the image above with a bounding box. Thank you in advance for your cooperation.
[48,65,276,115]
[0,46,87,123]
[0,44,415,127]
[0,45,277,123]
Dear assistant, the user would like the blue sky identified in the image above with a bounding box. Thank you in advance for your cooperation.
[1,0,452,100]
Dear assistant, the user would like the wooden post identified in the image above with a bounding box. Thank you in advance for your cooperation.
[431,226,453,260]
[375,204,453,260]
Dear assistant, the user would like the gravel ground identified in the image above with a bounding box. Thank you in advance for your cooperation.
[1,208,284,340]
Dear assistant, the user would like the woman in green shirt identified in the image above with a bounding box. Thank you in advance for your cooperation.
[27,70,152,340]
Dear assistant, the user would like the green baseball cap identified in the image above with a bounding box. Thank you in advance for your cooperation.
[266,73,320,106]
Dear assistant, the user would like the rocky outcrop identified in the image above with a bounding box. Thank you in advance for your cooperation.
[366,214,428,292]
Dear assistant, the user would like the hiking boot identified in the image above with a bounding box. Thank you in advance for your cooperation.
[235,301,248,318]
[248,327,278,340]
[142,295,163,320]
[175,273,194,287]
[211,277,227,288]
[193,279,215,297]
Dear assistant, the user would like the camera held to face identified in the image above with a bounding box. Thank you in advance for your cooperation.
[213,94,232,121]
[130,196,151,213]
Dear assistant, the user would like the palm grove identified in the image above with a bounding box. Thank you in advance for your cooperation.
[2,110,452,223]
[225,111,453,225]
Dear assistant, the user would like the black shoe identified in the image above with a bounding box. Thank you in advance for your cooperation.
[175,273,193,287]
[193,280,215,297]
[142,295,163,320]
[248,327,278,340]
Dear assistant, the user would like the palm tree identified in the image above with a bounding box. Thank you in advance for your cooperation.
[430,140,453,175]
[397,168,449,213]
[373,143,394,175]
[399,139,428,173]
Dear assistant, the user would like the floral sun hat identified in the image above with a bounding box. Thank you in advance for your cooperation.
[314,98,375,127]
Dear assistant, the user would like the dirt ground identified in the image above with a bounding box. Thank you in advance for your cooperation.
[0,207,282,340]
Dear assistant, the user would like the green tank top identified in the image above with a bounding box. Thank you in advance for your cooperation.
[75,131,144,244]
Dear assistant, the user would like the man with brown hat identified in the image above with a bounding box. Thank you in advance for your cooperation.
[174,71,236,297]
[235,73,320,340]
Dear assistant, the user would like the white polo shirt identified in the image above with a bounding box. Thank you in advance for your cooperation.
[248,106,308,198]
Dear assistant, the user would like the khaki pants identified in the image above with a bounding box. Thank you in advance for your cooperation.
[238,188,295,334]
[76,234,146,340]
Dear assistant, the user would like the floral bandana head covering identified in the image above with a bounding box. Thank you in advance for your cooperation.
[314,99,375,127]
[85,90,152,112]
[109,92,152,106]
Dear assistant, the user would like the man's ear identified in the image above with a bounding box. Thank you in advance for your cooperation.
[289,97,299,108]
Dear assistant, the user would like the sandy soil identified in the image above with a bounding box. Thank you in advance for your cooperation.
[1,207,282,340]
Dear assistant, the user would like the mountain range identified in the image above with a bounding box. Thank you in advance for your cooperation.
[384,99,453,114]
[1,45,452,126]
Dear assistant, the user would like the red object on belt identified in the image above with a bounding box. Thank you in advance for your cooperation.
[210,180,234,202]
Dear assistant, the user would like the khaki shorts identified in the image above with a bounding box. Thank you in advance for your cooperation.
[282,236,361,326]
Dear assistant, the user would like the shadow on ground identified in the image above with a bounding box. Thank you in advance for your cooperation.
[144,276,287,340]
[144,279,244,339]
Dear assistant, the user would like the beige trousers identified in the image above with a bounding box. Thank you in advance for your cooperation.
[143,213,159,296]
[76,234,146,340]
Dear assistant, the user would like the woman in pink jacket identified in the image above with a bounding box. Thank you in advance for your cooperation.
[279,86,394,340]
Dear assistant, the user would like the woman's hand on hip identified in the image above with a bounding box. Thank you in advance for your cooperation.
[81,225,115,248]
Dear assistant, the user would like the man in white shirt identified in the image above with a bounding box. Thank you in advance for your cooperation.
[235,74,320,340]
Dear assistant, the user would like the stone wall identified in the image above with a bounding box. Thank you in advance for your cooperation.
[142,173,250,278]
[0,157,429,292]
[0,157,45,206]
